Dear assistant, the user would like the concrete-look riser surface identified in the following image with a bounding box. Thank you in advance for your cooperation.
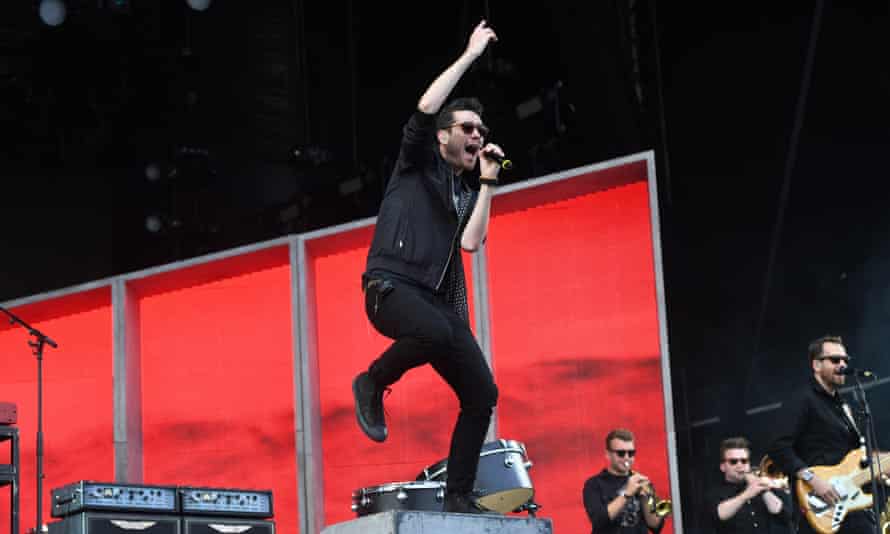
[322,510,552,534]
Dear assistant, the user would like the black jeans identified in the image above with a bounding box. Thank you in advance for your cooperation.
[364,275,498,495]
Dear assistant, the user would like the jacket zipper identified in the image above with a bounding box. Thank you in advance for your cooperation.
[435,173,463,291]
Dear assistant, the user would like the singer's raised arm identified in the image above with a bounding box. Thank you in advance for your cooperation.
[417,20,497,115]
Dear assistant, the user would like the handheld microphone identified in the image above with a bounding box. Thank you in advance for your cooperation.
[837,367,875,378]
[483,150,513,170]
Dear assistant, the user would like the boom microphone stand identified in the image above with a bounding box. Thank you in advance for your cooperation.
[847,369,882,534]
[0,306,58,534]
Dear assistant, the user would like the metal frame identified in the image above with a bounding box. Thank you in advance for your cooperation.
[645,153,684,533]
[1,150,680,534]
[111,279,142,483]
[471,245,497,443]
[291,149,678,533]
[292,236,323,534]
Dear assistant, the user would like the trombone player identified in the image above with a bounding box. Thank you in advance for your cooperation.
[706,437,790,534]
[583,428,668,534]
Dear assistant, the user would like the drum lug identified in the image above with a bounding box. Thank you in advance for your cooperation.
[350,503,359,512]
[524,460,533,470]
[436,488,445,502]
[396,488,408,502]
[515,501,541,517]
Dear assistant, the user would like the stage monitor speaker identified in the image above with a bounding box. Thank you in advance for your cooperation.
[48,513,180,534]
[183,517,274,534]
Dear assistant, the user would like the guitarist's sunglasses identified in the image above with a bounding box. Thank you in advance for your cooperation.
[818,356,850,365]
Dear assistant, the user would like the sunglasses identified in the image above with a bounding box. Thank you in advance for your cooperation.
[725,458,750,465]
[609,449,636,458]
[818,356,850,365]
[449,121,490,138]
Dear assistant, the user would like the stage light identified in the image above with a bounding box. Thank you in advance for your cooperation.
[108,0,131,15]
[38,0,67,26]
[185,0,212,11]
[145,163,162,182]
[290,145,333,167]
[338,176,363,196]
[516,96,543,121]
[145,215,163,233]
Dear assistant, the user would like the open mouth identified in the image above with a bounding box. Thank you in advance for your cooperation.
[465,144,480,156]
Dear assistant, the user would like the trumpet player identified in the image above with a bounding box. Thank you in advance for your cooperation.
[706,437,790,534]
[583,428,666,534]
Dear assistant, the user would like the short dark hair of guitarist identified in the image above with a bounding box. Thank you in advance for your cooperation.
[767,335,886,534]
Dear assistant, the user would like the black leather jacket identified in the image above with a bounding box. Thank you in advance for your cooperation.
[365,111,478,291]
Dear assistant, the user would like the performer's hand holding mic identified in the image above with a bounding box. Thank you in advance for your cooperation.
[478,144,509,186]
[483,149,513,170]
[482,144,513,171]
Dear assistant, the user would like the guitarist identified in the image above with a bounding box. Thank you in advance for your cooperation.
[767,335,874,534]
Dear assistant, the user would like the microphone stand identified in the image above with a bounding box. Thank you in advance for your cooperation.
[0,306,58,534]
[848,372,881,534]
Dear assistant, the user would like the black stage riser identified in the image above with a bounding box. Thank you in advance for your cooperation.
[48,514,275,534]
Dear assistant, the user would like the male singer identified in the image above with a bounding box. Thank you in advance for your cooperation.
[352,20,506,514]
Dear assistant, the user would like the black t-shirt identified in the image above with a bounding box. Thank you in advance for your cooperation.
[583,469,663,534]
[704,480,792,534]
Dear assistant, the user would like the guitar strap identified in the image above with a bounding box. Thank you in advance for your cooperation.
[840,401,863,441]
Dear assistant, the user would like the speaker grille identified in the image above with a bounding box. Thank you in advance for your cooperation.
[182,517,274,534]
[49,513,180,534]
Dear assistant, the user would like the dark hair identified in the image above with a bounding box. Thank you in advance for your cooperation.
[605,428,635,449]
[719,437,750,460]
[435,97,484,130]
[808,335,844,361]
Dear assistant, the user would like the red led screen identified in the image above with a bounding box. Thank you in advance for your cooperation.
[0,288,113,534]
[486,161,672,533]
[130,247,299,534]
[306,227,477,526]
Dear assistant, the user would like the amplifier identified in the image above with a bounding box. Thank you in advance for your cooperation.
[183,517,274,534]
[0,402,16,425]
[179,488,273,519]
[48,513,180,534]
[52,482,179,518]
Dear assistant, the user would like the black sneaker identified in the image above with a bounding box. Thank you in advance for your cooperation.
[352,372,388,442]
[443,493,495,514]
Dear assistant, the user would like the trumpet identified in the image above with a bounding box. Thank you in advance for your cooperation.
[626,462,672,518]
[751,455,790,491]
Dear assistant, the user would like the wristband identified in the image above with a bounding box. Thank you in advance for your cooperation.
[623,493,634,499]
[479,176,499,186]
